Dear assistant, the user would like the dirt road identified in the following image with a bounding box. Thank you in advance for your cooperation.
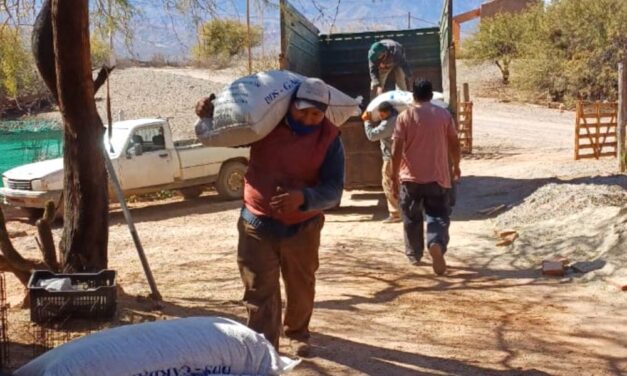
[3,68,626,375]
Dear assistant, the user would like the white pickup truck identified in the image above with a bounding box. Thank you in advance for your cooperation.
[0,118,249,217]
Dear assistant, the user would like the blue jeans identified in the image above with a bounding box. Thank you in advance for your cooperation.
[399,182,451,262]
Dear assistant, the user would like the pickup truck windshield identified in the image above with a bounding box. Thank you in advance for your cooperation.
[103,128,131,156]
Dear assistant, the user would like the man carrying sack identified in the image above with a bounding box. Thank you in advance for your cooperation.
[362,101,401,223]
[196,78,345,357]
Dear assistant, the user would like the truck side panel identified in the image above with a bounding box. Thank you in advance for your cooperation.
[176,145,249,182]
[340,119,383,189]
[319,27,443,101]
[280,0,321,77]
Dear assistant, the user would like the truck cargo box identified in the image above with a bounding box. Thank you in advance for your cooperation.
[280,0,456,189]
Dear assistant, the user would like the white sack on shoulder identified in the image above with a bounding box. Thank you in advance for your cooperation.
[196,70,361,147]
[15,316,300,376]
[365,90,447,122]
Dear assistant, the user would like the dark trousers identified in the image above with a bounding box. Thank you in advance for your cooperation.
[237,215,324,349]
[399,182,451,262]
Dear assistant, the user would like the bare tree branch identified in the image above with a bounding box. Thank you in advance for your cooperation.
[93,65,115,94]
[0,207,46,274]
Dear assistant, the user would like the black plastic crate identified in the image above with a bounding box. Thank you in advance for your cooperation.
[28,270,117,323]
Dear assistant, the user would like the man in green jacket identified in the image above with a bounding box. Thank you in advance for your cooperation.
[368,39,412,99]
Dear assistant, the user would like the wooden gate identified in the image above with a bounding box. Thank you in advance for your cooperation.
[457,101,473,154]
[574,101,618,160]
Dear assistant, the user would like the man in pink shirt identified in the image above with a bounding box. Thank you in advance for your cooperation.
[391,79,461,275]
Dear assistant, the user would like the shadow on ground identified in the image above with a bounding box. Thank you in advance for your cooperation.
[108,194,242,225]
[301,333,550,376]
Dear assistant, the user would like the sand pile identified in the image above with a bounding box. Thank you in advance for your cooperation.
[495,182,626,229]
[493,182,626,285]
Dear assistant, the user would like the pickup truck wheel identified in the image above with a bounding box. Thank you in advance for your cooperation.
[216,161,246,200]
[179,186,204,200]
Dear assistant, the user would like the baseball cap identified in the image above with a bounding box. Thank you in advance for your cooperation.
[294,78,330,112]
[368,41,386,62]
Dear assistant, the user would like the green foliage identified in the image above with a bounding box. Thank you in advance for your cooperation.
[517,0,627,103]
[192,19,262,65]
[91,0,140,52]
[463,10,528,84]
[0,26,40,99]
[90,36,113,69]
[464,0,627,104]
[128,190,174,203]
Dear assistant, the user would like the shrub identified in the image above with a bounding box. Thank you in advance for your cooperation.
[464,0,627,105]
[0,26,40,100]
[192,19,262,66]
[517,0,627,103]
[463,10,528,84]
[90,35,113,68]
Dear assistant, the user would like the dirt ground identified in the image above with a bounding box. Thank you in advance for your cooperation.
[2,67,626,375]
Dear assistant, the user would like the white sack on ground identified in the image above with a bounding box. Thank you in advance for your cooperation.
[196,70,362,147]
[15,316,300,376]
[365,90,447,122]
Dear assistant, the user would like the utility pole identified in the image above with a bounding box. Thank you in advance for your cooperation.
[408,12,411,28]
[257,0,265,58]
[107,0,112,46]
[619,60,626,172]
[246,0,252,74]
[107,0,114,145]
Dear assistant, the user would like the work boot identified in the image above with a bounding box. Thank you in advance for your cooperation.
[290,338,312,358]
[429,243,446,275]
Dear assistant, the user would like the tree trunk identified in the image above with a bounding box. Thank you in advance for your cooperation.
[32,0,57,103]
[494,59,510,85]
[51,0,109,272]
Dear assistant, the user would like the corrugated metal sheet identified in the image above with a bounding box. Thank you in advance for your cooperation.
[280,0,321,77]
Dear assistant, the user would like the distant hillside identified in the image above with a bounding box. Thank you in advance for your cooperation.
[123,0,485,61]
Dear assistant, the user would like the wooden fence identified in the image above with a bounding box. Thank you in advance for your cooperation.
[457,101,473,154]
[574,101,618,160]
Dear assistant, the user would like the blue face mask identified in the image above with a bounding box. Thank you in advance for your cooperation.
[286,112,320,136]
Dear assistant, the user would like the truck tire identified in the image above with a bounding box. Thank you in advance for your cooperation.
[216,161,246,200]
[179,186,204,200]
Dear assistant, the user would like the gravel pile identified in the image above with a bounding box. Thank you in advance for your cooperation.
[36,67,228,140]
[495,182,627,229]
[93,67,227,140]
